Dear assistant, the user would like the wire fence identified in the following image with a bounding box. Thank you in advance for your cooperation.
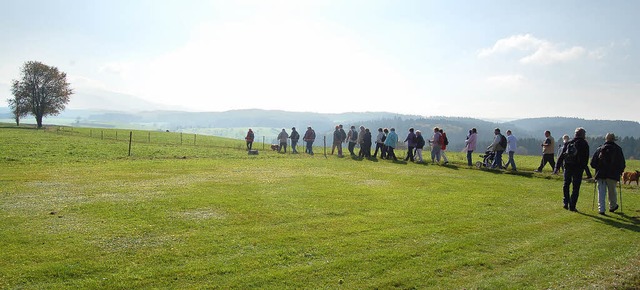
[49,126,409,158]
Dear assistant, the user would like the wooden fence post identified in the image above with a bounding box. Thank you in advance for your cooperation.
[128,131,133,156]
[324,136,327,157]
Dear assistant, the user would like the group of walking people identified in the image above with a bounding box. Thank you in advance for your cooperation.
[249,125,626,215]
[329,125,451,164]
[531,128,626,214]
[245,127,317,155]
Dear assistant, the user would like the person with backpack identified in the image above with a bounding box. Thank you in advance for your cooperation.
[590,133,625,215]
[403,128,417,162]
[487,128,506,169]
[290,127,300,154]
[439,129,449,165]
[534,130,556,172]
[556,127,590,212]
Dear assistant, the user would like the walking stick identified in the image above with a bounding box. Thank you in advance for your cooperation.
[592,181,597,211]
[619,181,622,213]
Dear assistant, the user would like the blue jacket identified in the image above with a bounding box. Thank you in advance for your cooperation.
[384,131,398,148]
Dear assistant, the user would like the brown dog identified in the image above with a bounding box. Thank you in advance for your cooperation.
[622,170,640,185]
[270,144,280,151]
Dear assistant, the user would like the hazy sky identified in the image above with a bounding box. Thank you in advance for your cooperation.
[1,0,639,121]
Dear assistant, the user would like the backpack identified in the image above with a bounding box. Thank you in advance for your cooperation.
[443,135,449,146]
[598,144,614,167]
[499,134,507,149]
[563,141,578,165]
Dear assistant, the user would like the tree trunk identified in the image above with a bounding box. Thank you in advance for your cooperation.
[15,116,20,126]
[36,114,43,128]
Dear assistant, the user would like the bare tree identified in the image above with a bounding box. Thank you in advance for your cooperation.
[11,61,73,128]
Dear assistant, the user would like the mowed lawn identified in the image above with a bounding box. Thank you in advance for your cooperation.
[1,126,639,289]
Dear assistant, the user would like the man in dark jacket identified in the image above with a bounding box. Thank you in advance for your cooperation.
[290,127,300,154]
[590,133,625,215]
[556,127,590,211]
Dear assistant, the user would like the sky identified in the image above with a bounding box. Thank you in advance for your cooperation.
[1,0,639,121]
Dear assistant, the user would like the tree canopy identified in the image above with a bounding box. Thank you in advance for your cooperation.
[10,61,73,128]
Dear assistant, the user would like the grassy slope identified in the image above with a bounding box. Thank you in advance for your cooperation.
[1,125,639,289]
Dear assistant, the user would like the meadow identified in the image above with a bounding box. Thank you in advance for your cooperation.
[1,124,639,289]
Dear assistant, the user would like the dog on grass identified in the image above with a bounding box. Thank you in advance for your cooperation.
[622,170,639,185]
[270,144,280,151]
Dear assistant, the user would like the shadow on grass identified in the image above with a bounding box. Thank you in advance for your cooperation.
[578,211,640,233]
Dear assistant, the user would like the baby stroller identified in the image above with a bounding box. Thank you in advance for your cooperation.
[476,150,505,169]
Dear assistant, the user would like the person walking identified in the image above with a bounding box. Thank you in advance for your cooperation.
[487,128,506,169]
[361,128,372,158]
[555,128,590,212]
[439,129,449,165]
[384,128,398,161]
[357,126,366,157]
[590,133,625,215]
[245,128,255,151]
[505,130,517,171]
[465,128,477,166]
[373,128,385,158]
[404,128,417,162]
[380,128,389,159]
[347,126,358,156]
[553,134,571,174]
[277,128,289,153]
[303,126,316,155]
[290,127,300,154]
[415,130,425,163]
[430,127,442,164]
[535,130,556,172]
[331,126,343,156]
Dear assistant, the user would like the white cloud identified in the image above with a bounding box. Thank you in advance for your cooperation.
[478,34,590,65]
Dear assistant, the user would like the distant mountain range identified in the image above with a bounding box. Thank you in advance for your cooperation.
[2,106,639,140]
[3,107,640,157]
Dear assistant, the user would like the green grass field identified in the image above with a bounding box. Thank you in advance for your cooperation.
[1,124,639,289]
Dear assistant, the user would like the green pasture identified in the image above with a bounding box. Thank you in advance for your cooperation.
[1,124,639,289]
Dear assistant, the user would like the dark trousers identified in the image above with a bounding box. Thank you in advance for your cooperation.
[291,140,298,153]
[360,143,371,157]
[492,150,504,169]
[246,141,253,150]
[387,147,397,160]
[538,153,556,171]
[563,167,584,209]
[373,143,384,157]
[405,146,415,161]
[348,142,356,155]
